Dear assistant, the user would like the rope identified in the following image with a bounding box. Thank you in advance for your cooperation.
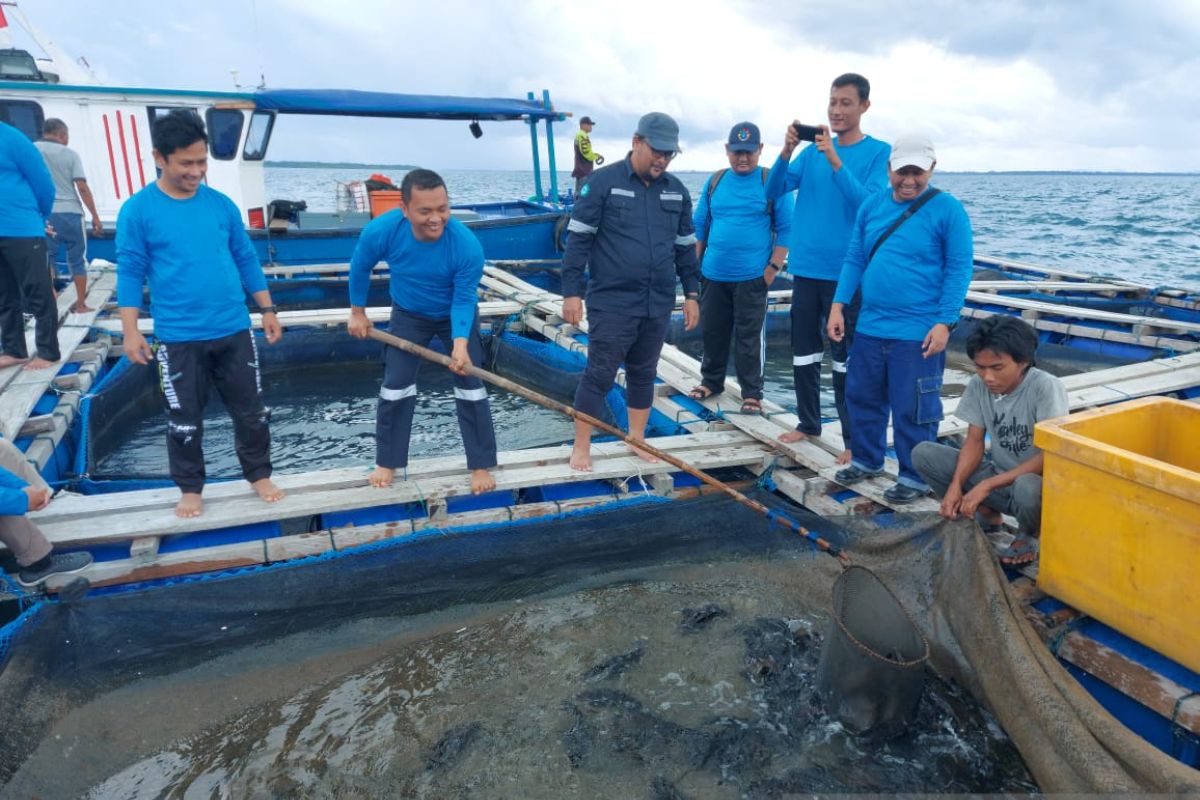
[1047,615,1087,657]
[1170,691,1200,761]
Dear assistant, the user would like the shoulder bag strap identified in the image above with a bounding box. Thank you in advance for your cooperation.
[866,187,941,265]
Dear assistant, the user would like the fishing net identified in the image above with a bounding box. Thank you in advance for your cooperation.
[0,491,1195,797]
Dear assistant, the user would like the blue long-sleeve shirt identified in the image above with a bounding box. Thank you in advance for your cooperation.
[116,184,267,343]
[562,155,700,317]
[349,213,484,339]
[0,121,55,237]
[764,135,890,281]
[693,168,793,282]
[0,464,30,516]
[834,186,974,341]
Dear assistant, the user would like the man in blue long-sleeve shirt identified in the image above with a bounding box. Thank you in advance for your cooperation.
[0,121,60,371]
[347,169,497,495]
[765,73,890,462]
[562,112,700,472]
[691,122,792,413]
[827,134,973,504]
[117,111,284,518]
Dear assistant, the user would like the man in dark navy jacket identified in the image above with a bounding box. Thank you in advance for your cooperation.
[561,112,700,472]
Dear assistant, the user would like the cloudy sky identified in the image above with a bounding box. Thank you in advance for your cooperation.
[9,0,1200,172]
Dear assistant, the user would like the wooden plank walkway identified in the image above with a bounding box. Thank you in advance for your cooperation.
[28,430,769,548]
[0,272,116,441]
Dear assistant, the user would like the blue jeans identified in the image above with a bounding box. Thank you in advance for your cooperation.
[47,212,87,277]
[845,332,945,490]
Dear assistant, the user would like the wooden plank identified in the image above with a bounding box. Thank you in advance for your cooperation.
[91,299,525,334]
[33,428,757,522]
[932,352,1200,440]
[68,485,737,589]
[965,290,1200,334]
[1047,628,1200,736]
[29,432,768,547]
[969,280,1142,295]
[22,337,110,474]
[959,307,1200,352]
[0,273,115,441]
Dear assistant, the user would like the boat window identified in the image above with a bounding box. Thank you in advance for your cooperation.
[206,108,245,161]
[242,111,275,161]
[0,49,43,81]
[0,100,44,141]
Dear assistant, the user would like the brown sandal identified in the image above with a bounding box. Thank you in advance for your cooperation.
[688,385,718,400]
[740,397,762,414]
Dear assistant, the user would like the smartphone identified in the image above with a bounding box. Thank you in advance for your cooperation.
[792,123,823,142]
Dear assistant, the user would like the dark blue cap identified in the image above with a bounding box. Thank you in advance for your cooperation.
[727,121,761,152]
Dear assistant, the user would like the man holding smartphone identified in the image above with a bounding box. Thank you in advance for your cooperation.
[764,73,891,463]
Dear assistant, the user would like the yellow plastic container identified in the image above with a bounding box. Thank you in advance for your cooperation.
[1034,396,1200,673]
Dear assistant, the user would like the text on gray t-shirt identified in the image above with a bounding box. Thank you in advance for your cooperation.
[954,366,1069,472]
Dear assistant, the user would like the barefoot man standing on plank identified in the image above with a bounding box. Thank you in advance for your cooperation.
[346,169,497,496]
[561,112,700,471]
[117,111,285,518]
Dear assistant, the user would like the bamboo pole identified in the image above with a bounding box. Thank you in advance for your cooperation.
[367,327,850,566]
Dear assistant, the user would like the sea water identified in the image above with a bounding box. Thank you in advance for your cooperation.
[268,168,1200,288]
[9,555,1036,797]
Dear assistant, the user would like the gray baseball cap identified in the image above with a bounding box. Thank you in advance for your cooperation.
[636,112,681,154]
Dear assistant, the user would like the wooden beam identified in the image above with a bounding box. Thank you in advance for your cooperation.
[28,431,768,548]
[0,273,115,441]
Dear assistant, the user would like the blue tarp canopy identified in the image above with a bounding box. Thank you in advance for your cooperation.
[253,89,562,121]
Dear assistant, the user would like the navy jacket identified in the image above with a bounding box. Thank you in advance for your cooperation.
[562,154,700,318]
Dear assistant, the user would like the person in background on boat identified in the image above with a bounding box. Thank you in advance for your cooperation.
[562,112,700,472]
[35,118,104,314]
[913,316,1067,565]
[346,168,498,495]
[690,121,793,415]
[0,438,93,588]
[0,121,60,372]
[828,134,973,504]
[116,110,285,519]
[765,73,891,462]
[572,116,605,195]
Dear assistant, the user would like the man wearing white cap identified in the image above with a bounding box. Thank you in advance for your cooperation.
[826,134,973,504]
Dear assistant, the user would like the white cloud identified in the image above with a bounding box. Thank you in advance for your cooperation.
[18,0,1200,172]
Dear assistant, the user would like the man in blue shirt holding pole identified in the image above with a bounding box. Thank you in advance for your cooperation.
[347,169,497,496]
[765,73,890,463]
[691,122,792,413]
[117,111,284,519]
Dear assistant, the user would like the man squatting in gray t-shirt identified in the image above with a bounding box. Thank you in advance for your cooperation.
[912,315,1068,565]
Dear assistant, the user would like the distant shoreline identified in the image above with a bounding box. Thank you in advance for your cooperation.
[266,161,419,170]
[266,162,1197,177]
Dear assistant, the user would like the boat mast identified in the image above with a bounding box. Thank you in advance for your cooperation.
[527,90,545,203]
[542,89,559,203]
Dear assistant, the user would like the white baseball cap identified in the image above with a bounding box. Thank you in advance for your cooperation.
[890,135,937,170]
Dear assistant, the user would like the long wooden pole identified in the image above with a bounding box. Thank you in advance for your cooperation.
[367,328,850,566]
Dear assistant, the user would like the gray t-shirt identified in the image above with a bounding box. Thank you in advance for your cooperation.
[34,140,86,215]
[955,367,1069,472]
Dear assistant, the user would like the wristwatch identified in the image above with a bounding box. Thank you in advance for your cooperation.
[767,261,785,272]
[259,305,278,315]
[685,292,699,300]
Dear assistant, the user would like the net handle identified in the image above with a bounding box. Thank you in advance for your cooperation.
[367,327,850,566]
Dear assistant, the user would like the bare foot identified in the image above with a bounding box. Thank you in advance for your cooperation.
[368,466,396,487]
[470,468,496,495]
[175,493,203,518]
[569,444,593,472]
[24,357,57,371]
[777,429,816,448]
[251,477,285,503]
[72,303,95,314]
[0,355,29,369]
[835,449,852,465]
[627,440,659,463]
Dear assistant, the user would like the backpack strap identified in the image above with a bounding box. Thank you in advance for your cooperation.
[705,167,777,239]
